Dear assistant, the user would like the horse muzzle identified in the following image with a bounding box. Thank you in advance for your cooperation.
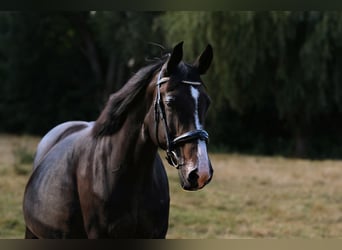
[172,139,213,191]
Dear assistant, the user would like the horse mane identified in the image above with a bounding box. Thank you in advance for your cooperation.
[92,58,167,137]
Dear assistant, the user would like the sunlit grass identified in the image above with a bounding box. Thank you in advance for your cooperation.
[164,153,342,238]
[0,134,39,238]
[1,135,342,238]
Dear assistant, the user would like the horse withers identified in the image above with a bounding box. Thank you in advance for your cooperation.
[23,41,214,238]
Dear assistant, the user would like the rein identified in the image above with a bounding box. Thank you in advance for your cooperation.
[154,69,209,168]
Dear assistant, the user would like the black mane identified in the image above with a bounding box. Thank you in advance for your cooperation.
[92,58,166,137]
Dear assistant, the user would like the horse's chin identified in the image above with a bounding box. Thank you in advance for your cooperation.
[181,183,202,191]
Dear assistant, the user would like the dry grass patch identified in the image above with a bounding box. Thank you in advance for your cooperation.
[0,134,342,238]
[0,134,39,238]
[165,153,342,238]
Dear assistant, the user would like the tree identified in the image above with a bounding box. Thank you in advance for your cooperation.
[0,12,97,134]
[159,11,342,157]
[0,11,164,135]
[66,11,164,100]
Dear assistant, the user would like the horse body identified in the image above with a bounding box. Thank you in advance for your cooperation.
[24,118,169,238]
[23,42,213,238]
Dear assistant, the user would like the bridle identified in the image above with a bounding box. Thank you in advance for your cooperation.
[154,67,209,168]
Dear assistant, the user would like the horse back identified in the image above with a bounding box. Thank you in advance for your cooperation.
[33,121,92,168]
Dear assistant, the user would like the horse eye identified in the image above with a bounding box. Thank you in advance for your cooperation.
[165,96,176,107]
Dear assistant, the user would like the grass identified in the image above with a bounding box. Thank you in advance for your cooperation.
[0,134,39,238]
[0,134,342,238]
[165,154,342,238]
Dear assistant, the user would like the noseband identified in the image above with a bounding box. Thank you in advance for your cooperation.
[154,69,209,168]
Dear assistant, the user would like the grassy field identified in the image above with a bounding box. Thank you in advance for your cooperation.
[0,134,342,238]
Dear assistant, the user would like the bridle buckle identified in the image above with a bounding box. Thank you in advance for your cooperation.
[166,150,179,168]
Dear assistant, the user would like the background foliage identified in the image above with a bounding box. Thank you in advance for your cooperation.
[1,11,342,158]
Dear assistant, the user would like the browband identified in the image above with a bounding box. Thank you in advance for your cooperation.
[157,76,201,86]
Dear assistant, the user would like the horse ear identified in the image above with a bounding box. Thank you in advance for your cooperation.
[193,44,213,75]
[167,41,183,74]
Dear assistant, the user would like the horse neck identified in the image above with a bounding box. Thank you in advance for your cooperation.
[120,109,157,165]
[102,103,158,182]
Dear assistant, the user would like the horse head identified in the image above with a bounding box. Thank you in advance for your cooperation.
[145,41,214,191]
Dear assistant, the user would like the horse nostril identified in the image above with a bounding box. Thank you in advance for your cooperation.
[187,169,199,184]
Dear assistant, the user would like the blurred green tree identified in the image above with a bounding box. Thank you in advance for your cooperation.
[159,11,342,157]
[0,11,163,134]
[2,11,342,158]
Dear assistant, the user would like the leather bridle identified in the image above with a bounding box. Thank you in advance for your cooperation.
[154,68,209,168]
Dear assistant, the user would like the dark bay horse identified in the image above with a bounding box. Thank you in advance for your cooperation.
[23,42,214,238]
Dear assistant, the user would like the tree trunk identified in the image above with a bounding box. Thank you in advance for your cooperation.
[293,126,307,158]
[65,13,108,108]
[104,52,117,98]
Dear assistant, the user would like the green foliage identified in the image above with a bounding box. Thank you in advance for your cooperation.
[159,11,342,158]
[0,12,98,134]
[0,12,164,135]
[1,11,342,158]
[89,11,164,91]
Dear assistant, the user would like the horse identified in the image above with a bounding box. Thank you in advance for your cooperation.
[23,41,214,238]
